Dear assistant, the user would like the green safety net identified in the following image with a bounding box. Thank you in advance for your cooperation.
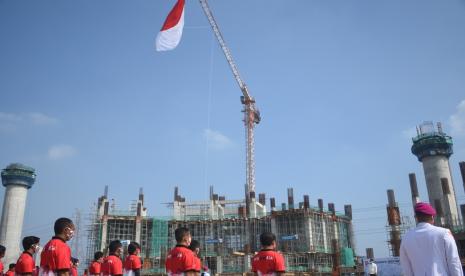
[151,218,169,257]
[341,247,355,267]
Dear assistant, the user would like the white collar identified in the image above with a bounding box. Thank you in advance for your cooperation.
[416,222,432,228]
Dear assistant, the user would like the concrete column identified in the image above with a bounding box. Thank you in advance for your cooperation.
[135,218,141,243]
[306,215,314,251]
[322,217,328,253]
[0,185,28,265]
[422,156,459,226]
[409,173,420,208]
[100,217,108,250]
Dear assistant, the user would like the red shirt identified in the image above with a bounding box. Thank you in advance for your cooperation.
[89,261,101,275]
[194,257,201,272]
[0,261,4,275]
[252,249,286,275]
[5,270,15,276]
[165,245,198,274]
[16,251,35,274]
[101,255,123,276]
[40,237,72,272]
[70,267,78,276]
[123,255,141,271]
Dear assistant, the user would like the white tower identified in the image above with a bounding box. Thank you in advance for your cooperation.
[411,122,459,226]
[0,163,36,265]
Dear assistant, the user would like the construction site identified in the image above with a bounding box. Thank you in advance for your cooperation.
[85,186,356,275]
[377,122,465,264]
[82,0,357,274]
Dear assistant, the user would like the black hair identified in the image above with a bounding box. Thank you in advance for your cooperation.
[108,240,122,253]
[71,257,79,265]
[415,212,434,223]
[370,258,374,262]
[54,217,74,235]
[9,264,15,270]
[94,251,104,261]
[128,242,140,254]
[259,232,276,247]
[175,227,190,243]
[188,240,200,251]
[0,245,5,256]
[22,236,40,251]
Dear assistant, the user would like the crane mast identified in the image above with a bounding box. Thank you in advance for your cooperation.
[199,0,261,207]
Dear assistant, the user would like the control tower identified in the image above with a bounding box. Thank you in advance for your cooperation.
[0,163,36,265]
[411,122,458,226]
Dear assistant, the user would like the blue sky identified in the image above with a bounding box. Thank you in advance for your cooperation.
[1,0,465,259]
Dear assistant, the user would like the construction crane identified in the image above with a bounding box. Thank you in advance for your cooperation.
[199,0,261,207]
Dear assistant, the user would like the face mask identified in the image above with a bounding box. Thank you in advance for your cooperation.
[33,245,42,254]
[67,229,75,240]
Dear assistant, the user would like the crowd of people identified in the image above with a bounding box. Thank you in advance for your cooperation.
[0,218,286,276]
[2,202,461,276]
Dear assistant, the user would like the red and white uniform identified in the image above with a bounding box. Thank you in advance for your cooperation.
[5,269,15,276]
[40,237,72,275]
[16,251,35,274]
[252,249,286,276]
[0,261,4,275]
[88,261,101,276]
[101,255,122,276]
[165,245,198,276]
[123,254,141,272]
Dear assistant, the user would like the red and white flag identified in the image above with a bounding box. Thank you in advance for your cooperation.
[155,0,185,51]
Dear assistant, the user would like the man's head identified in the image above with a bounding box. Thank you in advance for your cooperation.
[175,227,191,246]
[94,251,104,262]
[128,242,141,255]
[0,245,5,258]
[108,240,123,256]
[54,217,75,241]
[414,202,436,224]
[259,232,277,250]
[8,263,15,271]
[188,240,200,256]
[22,236,40,252]
[369,258,374,262]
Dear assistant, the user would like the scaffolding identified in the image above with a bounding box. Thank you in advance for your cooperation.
[85,188,355,275]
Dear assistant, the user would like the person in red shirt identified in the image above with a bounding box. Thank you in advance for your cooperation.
[0,245,6,275]
[5,263,15,276]
[252,232,286,276]
[40,217,75,276]
[124,242,141,276]
[70,258,79,276]
[89,251,103,276]
[16,236,40,276]
[187,240,201,272]
[165,227,198,276]
[101,240,123,276]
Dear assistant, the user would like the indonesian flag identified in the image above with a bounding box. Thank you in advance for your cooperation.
[155,0,185,51]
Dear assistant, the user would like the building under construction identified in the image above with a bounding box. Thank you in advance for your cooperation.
[86,187,356,275]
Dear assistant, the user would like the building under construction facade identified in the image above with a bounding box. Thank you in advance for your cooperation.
[86,187,356,275]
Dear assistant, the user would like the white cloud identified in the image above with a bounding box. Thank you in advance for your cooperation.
[204,129,233,150]
[0,112,22,122]
[28,112,59,125]
[402,126,418,139]
[449,100,465,137]
[0,112,58,132]
[48,145,77,160]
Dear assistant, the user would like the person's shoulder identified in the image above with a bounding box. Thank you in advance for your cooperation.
[429,224,450,236]
[273,251,284,258]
